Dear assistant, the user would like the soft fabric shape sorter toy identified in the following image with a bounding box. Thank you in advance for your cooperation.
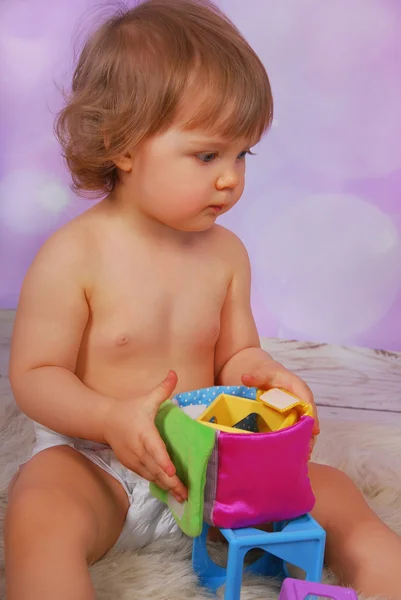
[150,386,315,537]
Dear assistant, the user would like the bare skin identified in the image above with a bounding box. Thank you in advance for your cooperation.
[5,126,401,599]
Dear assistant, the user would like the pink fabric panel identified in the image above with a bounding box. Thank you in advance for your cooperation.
[211,416,315,529]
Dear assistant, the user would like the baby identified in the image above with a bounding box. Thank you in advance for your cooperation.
[5,1,401,599]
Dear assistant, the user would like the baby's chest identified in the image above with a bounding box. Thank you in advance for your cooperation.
[89,263,229,352]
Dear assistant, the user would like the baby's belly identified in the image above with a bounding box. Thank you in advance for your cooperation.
[76,349,216,401]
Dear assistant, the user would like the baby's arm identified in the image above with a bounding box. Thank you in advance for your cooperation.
[9,228,187,499]
[214,230,318,432]
[9,229,114,442]
[214,231,275,385]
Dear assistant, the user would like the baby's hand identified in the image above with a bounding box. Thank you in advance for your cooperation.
[242,361,320,436]
[103,371,188,503]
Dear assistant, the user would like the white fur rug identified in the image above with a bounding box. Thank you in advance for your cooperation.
[1,384,400,600]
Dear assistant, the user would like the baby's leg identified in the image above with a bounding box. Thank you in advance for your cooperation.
[309,462,401,598]
[5,445,129,600]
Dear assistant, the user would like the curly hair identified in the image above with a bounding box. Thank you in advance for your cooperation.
[55,0,273,198]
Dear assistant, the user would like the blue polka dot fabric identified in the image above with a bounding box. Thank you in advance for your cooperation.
[174,386,259,433]
[174,385,257,406]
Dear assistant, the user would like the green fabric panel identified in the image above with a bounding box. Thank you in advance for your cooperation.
[150,400,216,537]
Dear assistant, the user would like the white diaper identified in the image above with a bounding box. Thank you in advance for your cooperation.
[27,423,179,550]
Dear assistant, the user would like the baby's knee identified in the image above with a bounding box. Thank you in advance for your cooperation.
[309,462,358,495]
[309,463,368,530]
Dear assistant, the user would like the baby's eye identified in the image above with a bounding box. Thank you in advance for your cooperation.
[237,149,252,160]
[197,152,217,163]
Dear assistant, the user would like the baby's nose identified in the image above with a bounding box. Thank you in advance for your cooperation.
[215,169,239,190]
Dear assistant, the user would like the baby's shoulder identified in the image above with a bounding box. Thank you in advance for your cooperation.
[41,214,91,257]
[31,210,97,281]
[208,225,249,262]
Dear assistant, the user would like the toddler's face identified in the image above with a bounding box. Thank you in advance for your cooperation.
[120,121,255,232]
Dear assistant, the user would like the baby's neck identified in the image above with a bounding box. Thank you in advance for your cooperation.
[100,193,195,247]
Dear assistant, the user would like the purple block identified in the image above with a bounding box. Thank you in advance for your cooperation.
[279,578,358,600]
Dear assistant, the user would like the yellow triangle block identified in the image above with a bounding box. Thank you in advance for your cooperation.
[196,389,312,434]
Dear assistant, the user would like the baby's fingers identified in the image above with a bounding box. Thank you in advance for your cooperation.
[155,471,188,502]
[144,429,176,477]
[135,464,183,502]
[312,419,320,436]
[143,430,188,499]
[141,453,188,501]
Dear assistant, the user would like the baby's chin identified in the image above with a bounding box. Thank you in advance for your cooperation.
[168,216,219,233]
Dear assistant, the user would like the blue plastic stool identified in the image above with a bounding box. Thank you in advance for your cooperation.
[192,514,326,600]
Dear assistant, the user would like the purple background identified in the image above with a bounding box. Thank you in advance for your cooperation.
[1,0,401,350]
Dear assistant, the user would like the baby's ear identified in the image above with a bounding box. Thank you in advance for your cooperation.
[103,129,133,173]
[113,152,133,172]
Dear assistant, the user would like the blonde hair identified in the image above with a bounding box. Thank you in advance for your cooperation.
[55,0,273,198]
